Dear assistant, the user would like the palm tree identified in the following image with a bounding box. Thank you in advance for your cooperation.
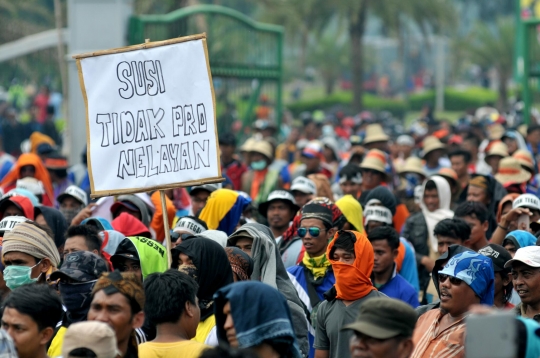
[463,17,514,110]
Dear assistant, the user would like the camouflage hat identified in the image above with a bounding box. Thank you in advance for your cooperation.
[50,251,108,283]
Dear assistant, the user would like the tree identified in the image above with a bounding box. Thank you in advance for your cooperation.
[463,17,515,110]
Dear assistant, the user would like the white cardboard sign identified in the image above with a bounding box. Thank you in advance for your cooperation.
[74,34,221,197]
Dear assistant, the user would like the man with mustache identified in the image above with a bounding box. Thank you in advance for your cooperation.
[411,251,494,358]
[507,246,540,322]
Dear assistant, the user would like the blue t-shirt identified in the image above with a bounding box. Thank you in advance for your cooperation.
[377,272,419,308]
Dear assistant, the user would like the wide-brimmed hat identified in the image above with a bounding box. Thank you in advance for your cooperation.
[240,137,257,152]
[363,124,389,145]
[485,141,508,161]
[495,157,532,186]
[398,157,425,178]
[359,149,388,176]
[513,149,535,172]
[250,140,274,160]
[437,168,458,186]
[422,136,445,158]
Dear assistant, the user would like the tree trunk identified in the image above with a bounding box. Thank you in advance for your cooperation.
[299,31,309,75]
[497,70,509,112]
[324,76,335,95]
[349,2,369,113]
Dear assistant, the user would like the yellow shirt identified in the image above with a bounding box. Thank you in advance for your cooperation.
[47,326,67,357]
[192,315,216,344]
[138,340,208,358]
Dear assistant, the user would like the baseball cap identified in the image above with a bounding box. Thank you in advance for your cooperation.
[478,244,512,272]
[57,185,88,206]
[364,206,393,225]
[258,190,299,218]
[0,216,27,237]
[513,194,540,212]
[62,321,119,358]
[504,246,540,269]
[16,178,45,195]
[110,239,139,264]
[173,216,208,235]
[290,177,317,195]
[50,251,108,283]
[302,142,324,160]
[342,297,417,339]
[190,183,221,195]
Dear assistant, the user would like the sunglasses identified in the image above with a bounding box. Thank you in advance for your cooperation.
[298,227,325,238]
[438,274,463,286]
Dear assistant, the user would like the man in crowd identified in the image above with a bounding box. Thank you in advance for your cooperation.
[57,185,88,225]
[290,176,317,208]
[412,251,494,357]
[343,297,417,358]
[315,230,385,358]
[434,218,471,256]
[454,201,489,252]
[172,215,208,245]
[111,236,168,283]
[88,271,146,357]
[258,190,299,243]
[139,270,207,357]
[2,221,60,289]
[449,150,471,199]
[506,246,540,321]
[368,226,418,307]
[219,132,247,191]
[63,224,102,259]
[2,284,63,358]
[337,164,362,199]
[478,244,514,309]
[189,184,219,216]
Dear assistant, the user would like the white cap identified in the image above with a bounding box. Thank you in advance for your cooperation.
[57,185,88,206]
[173,217,207,235]
[191,183,221,194]
[513,194,540,212]
[16,178,45,195]
[258,190,299,217]
[504,246,540,268]
[291,176,317,195]
[0,216,27,234]
[364,206,393,225]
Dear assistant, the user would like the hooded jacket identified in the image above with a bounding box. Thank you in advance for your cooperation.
[113,195,152,228]
[112,212,151,238]
[35,206,68,249]
[503,230,537,250]
[111,236,168,281]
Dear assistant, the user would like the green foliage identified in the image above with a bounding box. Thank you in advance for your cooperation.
[408,87,498,111]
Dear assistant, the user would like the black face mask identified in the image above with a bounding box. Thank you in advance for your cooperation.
[59,281,96,323]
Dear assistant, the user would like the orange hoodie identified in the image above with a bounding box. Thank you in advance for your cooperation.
[150,191,176,242]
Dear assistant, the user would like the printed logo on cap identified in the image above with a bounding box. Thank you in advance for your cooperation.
[0,216,27,233]
[364,206,392,225]
[513,194,540,211]
[478,246,499,259]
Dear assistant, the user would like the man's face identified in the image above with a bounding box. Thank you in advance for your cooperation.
[2,203,23,219]
[423,188,440,212]
[2,307,51,358]
[486,156,502,174]
[371,240,396,275]
[292,191,313,208]
[219,144,235,160]
[19,165,35,179]
[223,301,238,348]
[437,236,462,256]
[267,201,294,231]
[331,248,355,265]
[504,242,517,258]
[527,129,540,145]
[439,274,479,316]
[450,155,467,178]
[302,156,320,172]
[340,180,361,197]
[88,291,140,346]
[460,215,487,246]
[63,236,92,259]
[511,262,540,306]
[114,258,142,282]
[494,271,511,299]
[190,191,210,215]
[350,332,411,358]
[60,197,83,210]
[361,169,383,190]
[3,252,44,279]
[235,237,254,257]
[467,186,488,205]
[300,218,330,257]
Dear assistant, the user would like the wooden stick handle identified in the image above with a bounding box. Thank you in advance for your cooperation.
[160,190,172,268]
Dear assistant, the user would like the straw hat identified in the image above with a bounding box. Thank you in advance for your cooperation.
[240,137,257,152]
[363,124,389,145]
[485,141,508,161]
[488,124,505,141]
[437,168,458,186]
[513,149,535,172]
[250,140,274,159]
[494,157,532,186]
[360,149,388,176]
[398,157,425,178]
[422,136,445,158]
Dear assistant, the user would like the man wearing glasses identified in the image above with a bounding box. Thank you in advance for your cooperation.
[411,251,494,358]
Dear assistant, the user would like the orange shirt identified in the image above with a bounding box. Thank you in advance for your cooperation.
[411,309,466,358]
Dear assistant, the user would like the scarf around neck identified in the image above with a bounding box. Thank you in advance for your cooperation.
[302,252,331,279]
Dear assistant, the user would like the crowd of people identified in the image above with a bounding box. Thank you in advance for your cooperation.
[0,104,540,357]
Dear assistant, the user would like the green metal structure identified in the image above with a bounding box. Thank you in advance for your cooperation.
[520,19,540,125]
[129,5,284,135]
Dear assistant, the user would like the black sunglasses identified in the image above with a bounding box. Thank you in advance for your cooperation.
[438,274,463,286]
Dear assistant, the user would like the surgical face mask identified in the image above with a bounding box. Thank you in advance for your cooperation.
[59,280,97,322]
[3,261,41,290]
[60,207,82,225]
[251,160,267,171]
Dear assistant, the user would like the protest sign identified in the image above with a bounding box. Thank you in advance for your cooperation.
[73,33,221,197]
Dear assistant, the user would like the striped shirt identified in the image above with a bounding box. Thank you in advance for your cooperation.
[411,309,466,358]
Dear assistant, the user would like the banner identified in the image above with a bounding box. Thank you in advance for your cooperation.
[74,34,221,197]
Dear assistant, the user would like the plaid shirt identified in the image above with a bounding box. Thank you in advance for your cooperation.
[411,309,466,358]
